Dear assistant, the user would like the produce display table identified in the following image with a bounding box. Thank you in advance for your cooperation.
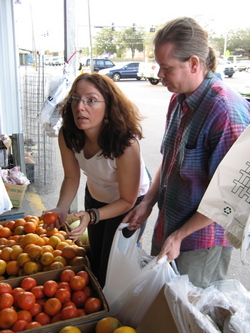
[0,206,25,221]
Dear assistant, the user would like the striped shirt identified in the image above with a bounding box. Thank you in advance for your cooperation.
[153,71,250,252]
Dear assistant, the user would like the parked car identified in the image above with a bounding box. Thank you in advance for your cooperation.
[236,60,250,72]
[99,61,141,81]
[238,82,250,101]
[137,62,161,85]
[79,58,115,73]
[216,60,235,78]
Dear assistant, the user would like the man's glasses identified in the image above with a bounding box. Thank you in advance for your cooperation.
[68,96,105,107]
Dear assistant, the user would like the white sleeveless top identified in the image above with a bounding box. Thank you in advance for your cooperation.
[75,149,149,203]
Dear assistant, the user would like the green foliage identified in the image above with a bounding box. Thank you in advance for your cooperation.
[210,28,250,58]
[94,28,118,56]
[93,25,250,60]
[93,26,154,59]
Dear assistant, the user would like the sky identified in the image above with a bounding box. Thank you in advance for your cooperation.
[14,0,250,52]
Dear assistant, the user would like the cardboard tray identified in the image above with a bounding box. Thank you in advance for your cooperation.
[6,265,109,333]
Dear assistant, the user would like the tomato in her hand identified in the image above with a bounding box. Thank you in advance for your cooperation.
[42,212,59,225]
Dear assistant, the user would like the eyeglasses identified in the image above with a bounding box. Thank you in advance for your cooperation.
[68,96,105,107]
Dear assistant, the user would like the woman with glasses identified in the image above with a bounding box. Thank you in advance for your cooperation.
[46,73,150,287]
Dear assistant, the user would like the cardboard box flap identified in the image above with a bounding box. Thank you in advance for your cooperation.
[136,285,179,333]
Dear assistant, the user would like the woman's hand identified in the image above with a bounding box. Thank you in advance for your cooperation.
[42,208,67,230]
[68,211,90,242]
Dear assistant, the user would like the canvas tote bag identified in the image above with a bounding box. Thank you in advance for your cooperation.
[198,125,250,264]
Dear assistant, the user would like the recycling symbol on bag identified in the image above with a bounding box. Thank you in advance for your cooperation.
[223,206,232,215]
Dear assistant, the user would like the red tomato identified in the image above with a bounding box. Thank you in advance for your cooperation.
[61,304,79,320]
[17,292,36,310]
[21,277,37,291]
[71,290,87,308]
[84,297,102,314]
[83,285,93,298]
[77,270,90,284]
[42,212,59,225]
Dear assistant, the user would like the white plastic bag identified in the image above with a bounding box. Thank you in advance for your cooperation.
[40,68,74,137]
[165,276,222,333]
[197,125,250,264]
[0,176,12,214]
[103,226,179,328]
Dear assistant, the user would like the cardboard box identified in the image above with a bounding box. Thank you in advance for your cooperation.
[137,280,224,333]
[136,285,179,333]
[4,183,27,207]
[5,265,109,333]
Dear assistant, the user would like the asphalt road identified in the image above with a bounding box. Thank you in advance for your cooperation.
[38,70,250,290]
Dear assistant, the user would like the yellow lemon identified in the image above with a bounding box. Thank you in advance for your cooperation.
[59,326,81,333]
[114,327,137,333]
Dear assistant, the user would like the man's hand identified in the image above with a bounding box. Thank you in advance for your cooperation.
[157,230,182,261]
[122,201,153,230]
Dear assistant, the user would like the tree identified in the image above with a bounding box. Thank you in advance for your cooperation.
[209,28,250,59]
[93,26,145,59]
[227,28,250,57]
[119,27,145,58]
[93,28,117,56]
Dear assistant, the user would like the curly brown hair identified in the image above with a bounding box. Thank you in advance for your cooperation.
[60,73,144,158]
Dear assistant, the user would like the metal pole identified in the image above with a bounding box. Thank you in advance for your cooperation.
[87,0,93,73]
[64,0,78,212]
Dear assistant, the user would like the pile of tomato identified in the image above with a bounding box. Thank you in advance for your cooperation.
[0,268,102,331]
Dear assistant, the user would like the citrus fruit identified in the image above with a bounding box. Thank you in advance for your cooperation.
[96,317,121,333]
[59,326,81,333]
[113,327,137,333]
[0,259,7,275]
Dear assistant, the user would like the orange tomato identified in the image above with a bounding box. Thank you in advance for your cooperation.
[12,287,25,307]
[0,308,18,329]
[17,292,36,310]
[77,270,90,285]
[20,277,37,291]
[78,308,87,317]
[29,302,42,317]
[58,281,71,292]
[44,297,62,316]
[54,288,71,304]
[0,282,12,295]
[16,309,32,323]
[35,312,51,326]
[24,321,42,329]
[31,285,45,299]
[61,304,78,320]
[83,285,93,298]
[69,275,87,291]
[0,293,14,310]
[51,312,62,323]
[43,280,58,297]
[60,269,75,282]
[11,319,28,332]
[71,290,87,308]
